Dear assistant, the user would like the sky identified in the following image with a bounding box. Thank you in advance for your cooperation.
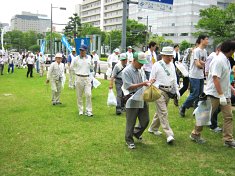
[0,0,82,31]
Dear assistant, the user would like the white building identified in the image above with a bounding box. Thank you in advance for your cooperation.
[11,11,51,33]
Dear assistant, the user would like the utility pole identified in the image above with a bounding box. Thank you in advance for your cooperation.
[121,0,128,52]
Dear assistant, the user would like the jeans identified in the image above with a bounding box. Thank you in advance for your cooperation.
[8,64,14,73]
[182,78,204,109]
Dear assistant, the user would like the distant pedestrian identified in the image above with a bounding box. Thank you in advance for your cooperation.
[108,48,120,70]
[39,52,46,77]
[92,50,100,76]
[68,48,77,89]
[0,51,4,75]
[26,53,35,78]
[8,54,14,73]
[126,46,133,64]
[46,53,65,105]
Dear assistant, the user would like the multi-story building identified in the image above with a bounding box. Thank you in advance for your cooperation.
[11,11,51,33]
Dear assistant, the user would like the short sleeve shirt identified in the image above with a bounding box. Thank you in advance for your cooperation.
[205,52,231,98]
[112,63,124,79]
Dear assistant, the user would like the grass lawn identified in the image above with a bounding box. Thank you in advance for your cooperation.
[0,69,235,176]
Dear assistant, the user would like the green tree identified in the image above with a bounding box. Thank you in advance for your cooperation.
[195,3,235,45]
[4,30,24,51]
[28,44,40,53]
[179,40,191,52]
[23,31,38,49]
[149,34,173,51]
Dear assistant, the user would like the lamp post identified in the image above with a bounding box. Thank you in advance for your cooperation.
[138,16,149,51]
[50,4,66,62]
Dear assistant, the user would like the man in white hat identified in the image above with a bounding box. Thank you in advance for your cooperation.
[26,53,35,77]
[68,48,77,88]
[71,44,94,117]
[108,48,120,70]
[91,50,100,76]
[0,51,4,75]
[122,51,151,149]
[39,52,46,77]
[46,53,65,105]
[148,46,180,145]
[109,53,128,115]
[126,46,133,64]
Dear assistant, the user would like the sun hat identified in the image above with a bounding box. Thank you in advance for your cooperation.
[133,52,148,64]
[55,53,62,58]
[160,46,174,56]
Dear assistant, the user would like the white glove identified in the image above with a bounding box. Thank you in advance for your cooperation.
[219,94,227,105]
[176,91,181,100]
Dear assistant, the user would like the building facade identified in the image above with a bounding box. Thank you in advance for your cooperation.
[11,11,51,33]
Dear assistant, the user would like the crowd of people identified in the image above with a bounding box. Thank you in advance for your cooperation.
[1,35,235,150]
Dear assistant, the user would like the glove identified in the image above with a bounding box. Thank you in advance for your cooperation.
[176,91,181,100]
[219,94,227,105]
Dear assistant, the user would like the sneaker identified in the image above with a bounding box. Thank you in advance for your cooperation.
[148,128,162,136]
[85,111,93,117]
[79,112,83,115]
[174,97,179,107]
[210,127,222,133]
[52,102,56,105]
[224,140,235,148]
[167,136,175,144]
[126,143,136,149]
[134,135,143,142]
[56,102,62,105]
[179,106,185,117]
[116,109,122,115]
[190,134,206,144]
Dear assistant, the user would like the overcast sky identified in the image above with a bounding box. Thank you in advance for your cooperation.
[0,0,82,31]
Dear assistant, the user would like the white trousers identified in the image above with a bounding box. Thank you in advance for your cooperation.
[51,80,62,103]
[75,76,92,113]
[69,69,75,88]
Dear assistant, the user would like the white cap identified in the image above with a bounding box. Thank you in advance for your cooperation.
[55,53,62,58]
[114,48,120,53]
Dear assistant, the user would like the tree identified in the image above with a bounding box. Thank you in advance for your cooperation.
[179,40,191,52]
[149,34,173,51]
[4,30,24,51]
[28,44,40,53]
[195,3,235,45]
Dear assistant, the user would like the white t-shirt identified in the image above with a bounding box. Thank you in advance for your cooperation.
[205,52,231,98]
[189,47,207,79]
[27,57,34,65]
[150,60,178,88]
[126,51,133,62]
[93,54,100,62]
[205,52,216,74]
[71,55,92,75]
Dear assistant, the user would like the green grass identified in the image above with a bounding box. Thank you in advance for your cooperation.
[0,69,235,176]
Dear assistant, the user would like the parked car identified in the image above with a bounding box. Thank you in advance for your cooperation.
[45,54,55,64]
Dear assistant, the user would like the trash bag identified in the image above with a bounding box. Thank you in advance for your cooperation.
[93,78,101,88]
[143,85,161,102]
[175,61,189,77]
[107,89,117,106]
[193,98,212,126]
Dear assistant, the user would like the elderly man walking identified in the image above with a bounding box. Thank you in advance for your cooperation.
[68,48,77,89]
[122,51,151,149]
[190,40,235,148]
[148,46,180,144]
[71,44,94,117]
[46,53,65,105]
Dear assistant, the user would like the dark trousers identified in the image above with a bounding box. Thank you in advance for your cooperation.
[125,103,149,144]
[0,64,4,75]
[145,71,150,80]
[115,79,124,110]
[179,77,189,96]
[8,64,14,73]
[94,61,98,76]
[112,62,117,70]
[27,64,33,77]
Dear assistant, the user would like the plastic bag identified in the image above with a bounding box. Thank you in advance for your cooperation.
[175,61,189,77]
[193,99,212,126]
[93,78,101,88]
[106,67,112,77]
[143,85,161,102]
[107,89,117,106]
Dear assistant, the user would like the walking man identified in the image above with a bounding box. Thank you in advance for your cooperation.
[148,46,180,144]
[190,40,235,148]
[126,46,133,64]
[122,51,151,149]
[109,53,128,115]
[8,54,15,73]
[179,35,209,117]
[68,48,77,88]
[0,51,4,75]
[71,44,94,117]
[26,53,35,77]
[108,48,119,70]
[46,53,65,105]
[39,52,46,77]
[91,50,100,76]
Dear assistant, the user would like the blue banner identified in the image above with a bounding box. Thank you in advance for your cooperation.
[61,35,72,53]
[40,40,45,54]
[148,0,173,5]
[74,38,90,55]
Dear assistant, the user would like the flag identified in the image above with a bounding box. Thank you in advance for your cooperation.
[40,40,45,54]
[61,35,72,53]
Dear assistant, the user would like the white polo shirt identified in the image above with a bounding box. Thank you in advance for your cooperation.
[205,52,231,98]
[126,51,133,62]
[150,60,178,88]
[108,53,119,64]
[26,57,34,65]
[71,55,92,76]
[93,53,100,62]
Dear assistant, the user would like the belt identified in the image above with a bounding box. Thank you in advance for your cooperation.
[159,85,172,88]
[76,74,89,77]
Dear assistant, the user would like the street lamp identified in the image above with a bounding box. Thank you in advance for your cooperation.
[138,16,149,51]
[50,4,66,62]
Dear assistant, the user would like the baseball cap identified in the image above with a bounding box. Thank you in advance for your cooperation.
[114,48,120,53]
[55,53,62,58]
[119,53,127,60]
[127,46,132,49]
[72,48,76,52]
[133,52,148,64]
[160,46,174,56]
[79,44,88,51]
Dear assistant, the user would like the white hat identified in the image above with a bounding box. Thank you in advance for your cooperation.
[55,53,62,58]
[114,48,120,53]
[160,46,174,56]
[72,48,76,52]
[30,53,34,57]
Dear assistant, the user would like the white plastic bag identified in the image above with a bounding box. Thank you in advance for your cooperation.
[107,89,117,106]
[93,78,101,88]
[193,99,212,126]
[106,67,112,77]
[175,61,189,77]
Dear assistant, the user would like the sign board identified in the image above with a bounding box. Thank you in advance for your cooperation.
[74,38,90,55]
[138,0,173,12]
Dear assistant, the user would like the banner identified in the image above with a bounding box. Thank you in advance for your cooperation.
[40,40,45,54]
[74,38,90,55]
[61,35,72,53]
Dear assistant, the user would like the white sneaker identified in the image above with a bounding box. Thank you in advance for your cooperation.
[148,128,162,136]
[126,143,136,149]
[167,136,175,144]
[79,112,83,115]
[85,111,93,117]
[211,127,222,133]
